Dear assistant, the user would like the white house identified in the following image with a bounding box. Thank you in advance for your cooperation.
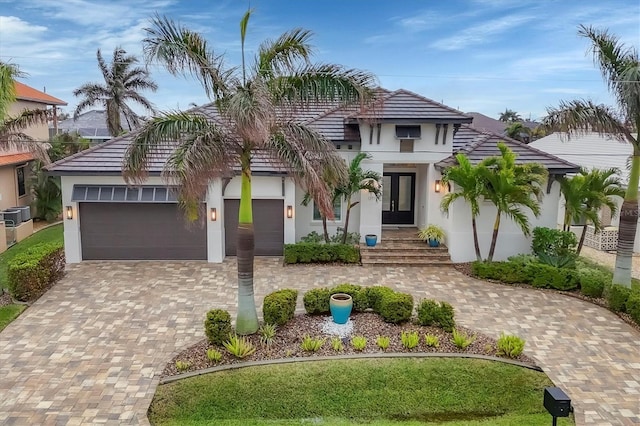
[530,132,639,252]
[46,89,579,263]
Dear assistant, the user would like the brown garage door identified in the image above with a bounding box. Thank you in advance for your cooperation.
[224,199,284,256]
[80,203,207,260]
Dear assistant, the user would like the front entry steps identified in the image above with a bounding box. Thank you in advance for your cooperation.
[360,229,452,267]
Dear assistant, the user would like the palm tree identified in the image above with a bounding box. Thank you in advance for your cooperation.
[505,122,531,143]
[0,61,51,161]
[440,154,485,261]
[580,169,624,253]
[123,11,376,334]
[74,47,157,136]
[498,109,521,123]
[479,143,547,261]
[559,172,591,232]
[543,24,639,287]
[335,153,382,244]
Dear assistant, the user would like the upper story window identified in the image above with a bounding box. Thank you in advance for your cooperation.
[16,166,26,197]
[395,125,421,139]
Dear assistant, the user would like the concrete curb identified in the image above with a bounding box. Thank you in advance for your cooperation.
[159,352,542,385]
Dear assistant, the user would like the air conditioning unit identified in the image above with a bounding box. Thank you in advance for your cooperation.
[1,209,22,227]
[10,206,30,222]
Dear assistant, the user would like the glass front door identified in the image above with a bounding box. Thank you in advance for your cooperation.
[382,173,415,224]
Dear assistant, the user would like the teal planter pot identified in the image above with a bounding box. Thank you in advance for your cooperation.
[365,234,377,247]
[329,293,353,324]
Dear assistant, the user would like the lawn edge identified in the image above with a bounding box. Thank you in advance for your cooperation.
[159,352,542,385]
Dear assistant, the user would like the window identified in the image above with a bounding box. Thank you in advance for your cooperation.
[395,125,421,139]
[399,139,414,152]
[16,166,26,197]
[313,199,341,221]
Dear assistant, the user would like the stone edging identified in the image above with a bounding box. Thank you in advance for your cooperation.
[159,352,542,385]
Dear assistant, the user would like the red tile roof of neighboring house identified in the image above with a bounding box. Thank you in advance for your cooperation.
[14,82,67,106]
[0,152,35,167]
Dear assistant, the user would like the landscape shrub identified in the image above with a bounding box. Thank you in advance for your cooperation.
[416,299,456,332]
[626,290,640,325]
[263,289,298,326]
[7,242,65,302]
[379,291,414,324]
[303,288,331,314]
[531,227,577,258]
[471,261,531,284]
[525,263,578,291]
[365,286,396,313]
[577,268,610,298]
[283,243,360,264]
[204,309,232,345]
[496,333,525,358]
[330,283,369,311]
[605,284,631,312]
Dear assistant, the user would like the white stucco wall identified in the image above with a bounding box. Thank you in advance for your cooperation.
[447,179,561,262]
[61,174,295,263]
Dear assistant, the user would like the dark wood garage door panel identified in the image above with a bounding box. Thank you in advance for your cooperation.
[80,203,207,260]
[224,199,284,256]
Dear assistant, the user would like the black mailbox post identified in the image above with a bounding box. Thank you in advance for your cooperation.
[544,387,572,425]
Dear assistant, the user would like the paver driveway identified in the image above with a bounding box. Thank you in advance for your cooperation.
[0,259,639,425]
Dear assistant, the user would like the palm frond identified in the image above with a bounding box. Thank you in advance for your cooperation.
[542,99,634,145]
[1,108,50,133]
[123,111,230,183]
[144,14,235,100]
[266,121,347,218]
[257,28,313,78]
[0,61,24,121]
[224,79,275,144]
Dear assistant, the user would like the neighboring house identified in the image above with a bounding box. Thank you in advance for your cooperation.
[467,112,539,143]
[0,82,66,251]
[52,110,139,144]
[1,82,66,211]
[530,132,638,251]
[46,89,578,263]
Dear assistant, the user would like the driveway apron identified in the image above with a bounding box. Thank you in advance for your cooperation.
[0,259,638,425]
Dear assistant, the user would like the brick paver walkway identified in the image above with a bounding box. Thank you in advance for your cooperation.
[0,259,638,425]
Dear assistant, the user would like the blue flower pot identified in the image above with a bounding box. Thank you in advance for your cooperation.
[428,239,440,247]
[330,293,353,324]
[365,234,377,247]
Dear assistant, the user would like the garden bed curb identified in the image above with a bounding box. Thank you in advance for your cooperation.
[159,352,542,385]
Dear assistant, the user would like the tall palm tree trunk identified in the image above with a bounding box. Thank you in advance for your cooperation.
[577,225,588,254]
[487,213,501,262]
[613,155,640,287]
[236,154,258,334]
[341,196,354,244]
[471,216,482,261]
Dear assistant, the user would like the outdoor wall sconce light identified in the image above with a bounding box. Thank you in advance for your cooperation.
[544,387,572,426]
[210,207,217,221]
[435,180,442,193]
[286,205,294,219]
[65,206,73,220]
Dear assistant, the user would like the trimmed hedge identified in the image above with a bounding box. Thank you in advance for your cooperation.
[263,289,298,326]
[471,261,530,284]
[471,260,579,290]
[330,283,369,312]
[577,268,610,298]
[626,290,640,325]
[204,309,232,345]
[605,284,631,312]
[416,299,455,332]
[303,288,331,314]
[527,263,578,291]
[7,242,65,302]
[283,243,360,264]
[378,292,414,324]
[365,286,396,313]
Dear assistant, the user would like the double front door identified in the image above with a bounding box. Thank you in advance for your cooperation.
[382,172,415,224]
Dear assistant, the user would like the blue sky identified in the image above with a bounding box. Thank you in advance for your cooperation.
[1,0,638,121]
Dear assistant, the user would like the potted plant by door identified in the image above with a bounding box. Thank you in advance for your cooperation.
[418,224,445,247]
[365,234,377,247]
[329,293,353,324]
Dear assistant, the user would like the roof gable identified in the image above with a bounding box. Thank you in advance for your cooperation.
[441,125,579,173]
[15,82,66,106]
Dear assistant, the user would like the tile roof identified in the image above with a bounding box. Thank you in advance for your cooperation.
[0,152,35,167]
[15,82,66,106]
[440,125,579,173]
[351,89,472,123]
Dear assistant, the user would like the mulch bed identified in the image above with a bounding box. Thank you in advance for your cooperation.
[163,312,535,377]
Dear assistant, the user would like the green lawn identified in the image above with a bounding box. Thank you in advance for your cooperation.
[0,223,63,290]
[0,304,26,332]
[149,358,574,426]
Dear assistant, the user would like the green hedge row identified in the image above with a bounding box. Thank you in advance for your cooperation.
[302,284,417,325]
[283,243,360,264]
[7,242,65,302]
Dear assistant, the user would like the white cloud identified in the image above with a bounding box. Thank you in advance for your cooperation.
[430,14,536,50]
[0,16,48,43]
